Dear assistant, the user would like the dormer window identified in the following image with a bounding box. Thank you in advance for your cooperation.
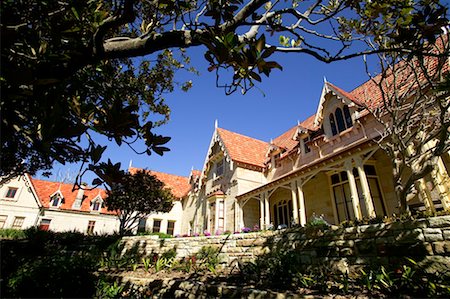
[50,192,63,208]
[329,114,338,136]
[329,105,353,136]
[343,106,353,128]
[91,196,103,212]
[216,159,224,177]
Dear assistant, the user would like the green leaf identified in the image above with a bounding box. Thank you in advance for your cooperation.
[71,7,80,20]
[256,35,266,53]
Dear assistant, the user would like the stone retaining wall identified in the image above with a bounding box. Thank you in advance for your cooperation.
[121,216,450,272]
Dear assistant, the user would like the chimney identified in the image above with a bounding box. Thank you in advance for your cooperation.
[72,184,86,209]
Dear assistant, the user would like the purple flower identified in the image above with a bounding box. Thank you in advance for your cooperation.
[241,227,251,233]
[203,230,211,236]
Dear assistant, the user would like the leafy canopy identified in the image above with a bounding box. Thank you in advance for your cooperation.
[1,0,447,187]
[105,169,174,235]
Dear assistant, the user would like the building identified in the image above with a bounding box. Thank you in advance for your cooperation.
[180,54,450,234]
[0,170,190,235]
[0,174,118,234]
[2,40,448,236]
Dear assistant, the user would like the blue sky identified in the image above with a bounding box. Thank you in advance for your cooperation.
[40,45,371,184]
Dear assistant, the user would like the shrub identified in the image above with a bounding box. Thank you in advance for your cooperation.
[7,253,98,298]
[0,228,26,239]
[196,246,220,273]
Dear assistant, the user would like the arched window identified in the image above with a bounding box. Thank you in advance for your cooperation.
[343,106,353,128]
[329,114,338,136]
[335,108,346,133]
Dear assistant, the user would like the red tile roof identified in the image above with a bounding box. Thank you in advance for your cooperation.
[216,128,270,168]
[128,167,190,199]
[29,177,113,214]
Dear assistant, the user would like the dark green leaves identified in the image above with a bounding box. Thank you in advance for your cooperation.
[203,33,283,94]
[105,169,174,235]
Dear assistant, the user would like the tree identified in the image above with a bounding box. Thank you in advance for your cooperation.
[361,33,449,212]
[1,0,448,187]
[105,168,173,235]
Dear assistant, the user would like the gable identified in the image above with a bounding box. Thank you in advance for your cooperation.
[314,82,361,127]
[0,175,41,209]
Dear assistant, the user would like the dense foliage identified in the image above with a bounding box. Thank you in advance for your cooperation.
[1,0,447,188]
[105,169,174,235]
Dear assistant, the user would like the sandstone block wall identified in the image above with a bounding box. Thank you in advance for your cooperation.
[121,215,450,271]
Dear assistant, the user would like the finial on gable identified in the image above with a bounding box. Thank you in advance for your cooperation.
[128,160,133,170]
[323,76,327,83]
[214,119,218,129]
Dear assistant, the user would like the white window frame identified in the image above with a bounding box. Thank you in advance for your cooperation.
[3,186,19,201]
[12,216,25,229]
[49,191,64,208]
[90,195,103,212]
[0,215,7,228]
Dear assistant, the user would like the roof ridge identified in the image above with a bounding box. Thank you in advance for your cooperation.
[217,127,270,144]
[130,167,189,179]
[30,177,105,191]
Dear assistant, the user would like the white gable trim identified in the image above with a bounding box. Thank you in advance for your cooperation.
[25,174,43,208]
[313,82,358,127]
[199,128,233,185]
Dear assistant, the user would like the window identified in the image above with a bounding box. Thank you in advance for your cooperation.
[87,221,95,235]
[329,114,338,136]
[218,199,225,231]
[5,187,18,199]
[216,159,224,177]
[273,199,293,228]
[39,219,51,231]
[329,105,353,136]
[91,201,101,211]
[335,108,346,133]
[343,106,353,128]
[137,218,147,233]
[12,216,25,229]
[0,215,7,228]
[50,193,63,207]
[167,221,175,236]
[152,219,161,233]
[330,172,354,222]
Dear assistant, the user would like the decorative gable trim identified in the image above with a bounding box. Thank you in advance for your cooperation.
[314,82,360,127]
[199,128,233,184]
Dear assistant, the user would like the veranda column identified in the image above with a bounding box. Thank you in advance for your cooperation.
[432,157,450,211]
[346,168,362,220]
[259,195,265,229]
[291,181,299,224]
[296,179,307,226]
[356,165,376,218]
[240,201,245,230]
[416,179,435,212]
[235,200,241,232]
[264,191,270,229]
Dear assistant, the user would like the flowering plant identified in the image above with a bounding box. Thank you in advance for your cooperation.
[241,227,251,233]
